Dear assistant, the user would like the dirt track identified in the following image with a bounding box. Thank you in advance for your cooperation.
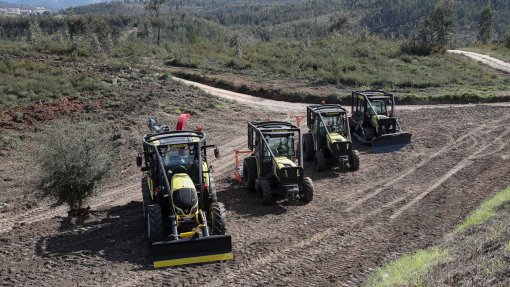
[448,50,510,73]
[1,78,510,286]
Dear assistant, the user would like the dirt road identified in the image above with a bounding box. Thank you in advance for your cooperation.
[1,77,510,286]
[448,50,510,73]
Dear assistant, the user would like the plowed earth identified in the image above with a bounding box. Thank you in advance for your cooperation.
[1,78,509,286]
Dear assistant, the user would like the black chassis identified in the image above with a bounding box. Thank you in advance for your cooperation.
[306,104,354,164]
[247,121,304,199]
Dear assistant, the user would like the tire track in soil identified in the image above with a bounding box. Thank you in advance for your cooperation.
[227,119,510,287]
[120,110,510,287]
[389,128,510,220]
[193,113,510,286]
[343,113,510,212]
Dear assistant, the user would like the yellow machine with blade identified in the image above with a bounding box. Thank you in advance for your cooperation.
[136,115,232,268]
[349,90,412,153]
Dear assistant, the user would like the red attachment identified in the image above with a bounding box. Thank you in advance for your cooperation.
[294,114,306,127]
[234,149,253,183]
[155,188,161,194]
[176,113,191,130]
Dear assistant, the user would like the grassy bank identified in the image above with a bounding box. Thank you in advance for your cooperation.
[365,186,510,287]
[171,69,510,105]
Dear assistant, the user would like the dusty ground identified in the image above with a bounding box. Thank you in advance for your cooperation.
[1,69,510,287]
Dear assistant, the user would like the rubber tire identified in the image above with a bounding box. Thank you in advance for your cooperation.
[300,177,314,204]
[141,177,152,219]
[204,175,218,212]
[210,202,227,235]
[314,150,327,172]
[256,178,272,205]
[303,133,314,161]
[350,149,360,171]
[147,204,163,243]
[243,157,256,192]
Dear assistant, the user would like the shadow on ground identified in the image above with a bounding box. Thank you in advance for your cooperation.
[35,201,152,269]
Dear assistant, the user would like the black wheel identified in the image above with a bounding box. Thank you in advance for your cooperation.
[242,157,256,192]
[141,177,151,218]
[256,178,272,205]
[210,202,227,235]
[300,177,314,204]
[204,175,218,212]
[314,149,327,172]
[147,204,163,243]
[350,149,360,171]
[303,133,314,161]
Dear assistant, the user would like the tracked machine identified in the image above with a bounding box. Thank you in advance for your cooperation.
[136,114,233,268]
[349,90,412,153]
[302,104,360,171]
[237,121,315,205]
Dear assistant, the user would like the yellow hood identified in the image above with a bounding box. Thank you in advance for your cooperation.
[171,173,196,191]
[328,132,347,143]
[275,156,297,168]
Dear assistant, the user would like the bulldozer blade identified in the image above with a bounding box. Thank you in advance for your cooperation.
[152,235,233,268]
[372,132,412,153]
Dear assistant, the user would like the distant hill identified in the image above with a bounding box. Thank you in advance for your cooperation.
[0,0,35,9]
[2,0,108,10]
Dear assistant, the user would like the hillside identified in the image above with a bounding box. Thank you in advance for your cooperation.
[63,0,510,43]
[2,0,107,9]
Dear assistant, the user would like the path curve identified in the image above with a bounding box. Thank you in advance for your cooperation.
[448,49,510,73]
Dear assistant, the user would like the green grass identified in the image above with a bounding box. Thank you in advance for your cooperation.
[366,186,510,287]
[456,186,510,232]
[0,57,110,109]
[365,248,450,287]
[0,132,23,150]
[162,34,510,94]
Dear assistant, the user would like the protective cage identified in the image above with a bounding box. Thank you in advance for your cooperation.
[139,127,233,268]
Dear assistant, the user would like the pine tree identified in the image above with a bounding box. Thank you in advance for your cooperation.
[478,2,494,44]
[144,0,166,45]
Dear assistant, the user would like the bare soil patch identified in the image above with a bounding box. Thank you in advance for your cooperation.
[0,58,509,286]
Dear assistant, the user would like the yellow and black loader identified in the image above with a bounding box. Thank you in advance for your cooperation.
[136,115,233,268]
[241,121,315,204]
[349,90,412,153]
[303,104,360,171]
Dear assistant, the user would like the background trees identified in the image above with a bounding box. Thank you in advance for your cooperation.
[478,2,494,44]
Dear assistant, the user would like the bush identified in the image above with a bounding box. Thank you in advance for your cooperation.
[401,0,454,55]
[36,121,113,214]
[505,32,510,49]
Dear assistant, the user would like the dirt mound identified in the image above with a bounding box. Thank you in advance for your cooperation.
[0,97,101,131]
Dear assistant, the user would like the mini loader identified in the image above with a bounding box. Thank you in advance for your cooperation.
[241,121,315,205]
[136,115,233,268]
[349,90,412,153]
[302,104,360,171]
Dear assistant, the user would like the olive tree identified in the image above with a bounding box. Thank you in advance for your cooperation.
[37,121,113,214]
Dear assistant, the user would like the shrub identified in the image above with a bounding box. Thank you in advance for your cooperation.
[401,0,454,55]
[505,31,510,49]
[36,121,113,214]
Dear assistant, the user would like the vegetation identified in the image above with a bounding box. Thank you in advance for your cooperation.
[365,248,450,287]
[478,2,494,44]
[366,186,510,287]
[36,121,113,214]
[456,186,510,231]
[402,0,454,55]
[0,0,509,109]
